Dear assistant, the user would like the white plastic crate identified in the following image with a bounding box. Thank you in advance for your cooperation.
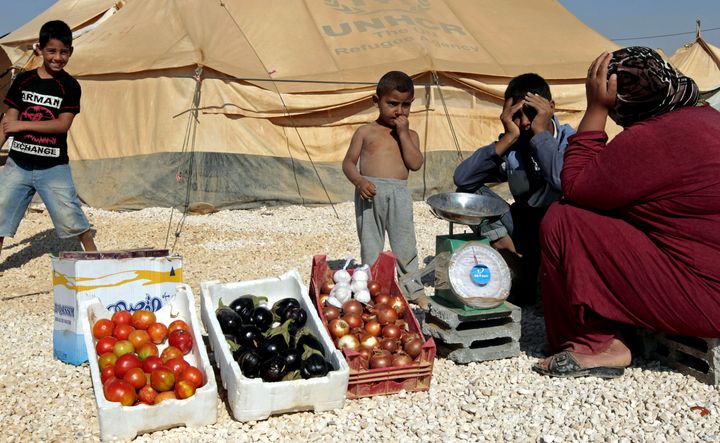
[80,284,218,441]
[200,270,349,422]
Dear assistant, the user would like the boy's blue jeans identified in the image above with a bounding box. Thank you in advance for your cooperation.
[0,157,91,238]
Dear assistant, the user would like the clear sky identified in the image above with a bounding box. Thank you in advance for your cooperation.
[1,0,719,55]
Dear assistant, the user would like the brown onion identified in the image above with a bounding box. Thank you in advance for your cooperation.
[343,313,363,329]
[329,319,350,339]
[369,350,392,369]
[374,294,392,306]
[404,337,424,358]
[392,351,414,367]
[395,319,409,332]
[361,312,377,323]
[364,320,382,337]
[375,306,398,326]
[366,280,381,297]
[350,327,364,337]
[319,294,329,306]
[359,333,380,350]
[323,305,340,322]
[342,300,364,316]
[389,295,407,316]
[382,324,401,340]
[320,279,335,295]
[379,338,398,353]
[337,334,360,352]
[401,331,421,346]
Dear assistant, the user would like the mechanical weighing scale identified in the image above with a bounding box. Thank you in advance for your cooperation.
[401,192,521,364]
[423,192,513,313]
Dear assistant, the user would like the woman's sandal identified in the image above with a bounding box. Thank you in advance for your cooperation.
[532,351,625,379]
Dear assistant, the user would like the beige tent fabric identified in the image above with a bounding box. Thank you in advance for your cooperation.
[0,0,125,69]
[670,37,720,92]
[69,68,597,162]
[58,0,616,91]
[1,0,622,209]
[0,0,118,44]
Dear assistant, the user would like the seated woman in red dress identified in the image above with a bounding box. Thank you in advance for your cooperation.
[533,47,720,378]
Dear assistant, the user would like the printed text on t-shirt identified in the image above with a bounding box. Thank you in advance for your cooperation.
[21,90,62,109]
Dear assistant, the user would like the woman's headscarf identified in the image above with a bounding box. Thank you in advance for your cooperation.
[608,46,699,127]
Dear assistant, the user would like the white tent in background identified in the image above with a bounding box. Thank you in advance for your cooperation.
[708,89,720,110]
[1,0,619,210]
[669,21,720,94]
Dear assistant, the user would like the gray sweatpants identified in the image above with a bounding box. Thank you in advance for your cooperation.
[355,177,423,297]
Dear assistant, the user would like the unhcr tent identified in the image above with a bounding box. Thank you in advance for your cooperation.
[1,0,618,210]
[669,26,720,95]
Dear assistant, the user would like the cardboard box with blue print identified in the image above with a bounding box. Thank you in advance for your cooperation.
[51,249,183,365]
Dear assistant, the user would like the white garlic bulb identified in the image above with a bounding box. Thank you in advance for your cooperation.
[333,269,352,284]
[354,289,371,304]
[330,284,352,304]
[349,279,367,294]
[352,268,370,282]
[326,296,343,308]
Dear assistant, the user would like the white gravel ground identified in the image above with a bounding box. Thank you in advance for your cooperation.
[0,200,718,442]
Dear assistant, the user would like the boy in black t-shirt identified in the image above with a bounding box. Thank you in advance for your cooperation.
[0,20,97,259]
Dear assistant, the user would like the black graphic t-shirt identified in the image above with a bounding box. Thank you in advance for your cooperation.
[3,69,81,168]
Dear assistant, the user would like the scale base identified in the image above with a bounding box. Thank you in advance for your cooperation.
[432,290,511,315]
[422,297,521,363]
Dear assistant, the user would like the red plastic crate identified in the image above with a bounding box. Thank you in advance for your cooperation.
[310,252,436,399]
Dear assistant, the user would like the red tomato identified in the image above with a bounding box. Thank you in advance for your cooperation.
[160,346,184,363]
[165,357,189,378]
[150,368,176,392]
[174,379,196,399]
[167,319,190,334]
[141,356,164,373]
[132,310,156,330]
[123,367,147,390]
[104,379,137,406]
[168,329,194,355]
[114,353,142,378]
[147,322,168,344]
[137,385,158,405]
[154,391,177,404]
[100,364,116,384]
[136,342,159,361]
[112,340,135,357]
[113,323,135,340]
[98,352,118,370]
[128,329,151,349]
[92,319,114,340]
[180,366,205,388]
[95,336,118,356]
[111,310,132,326]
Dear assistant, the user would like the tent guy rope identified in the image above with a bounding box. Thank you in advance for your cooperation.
[218,0,340,219]
[164,65,203,252]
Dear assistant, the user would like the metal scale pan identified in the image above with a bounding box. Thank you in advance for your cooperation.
[424,192,512,310]
[426,192,510,228]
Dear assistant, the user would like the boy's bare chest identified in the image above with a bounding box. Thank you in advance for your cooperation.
[363,129,399,152]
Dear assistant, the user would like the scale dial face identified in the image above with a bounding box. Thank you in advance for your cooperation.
[447,241,511,304]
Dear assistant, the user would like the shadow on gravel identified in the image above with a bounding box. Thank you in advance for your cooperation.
[518,303,548,358]
[0,228,88,272]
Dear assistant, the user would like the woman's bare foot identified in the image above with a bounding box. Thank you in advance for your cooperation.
[535,338,632,371]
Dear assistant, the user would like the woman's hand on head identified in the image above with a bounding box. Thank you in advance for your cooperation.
[586,52,617,113]
[577,52,617,133]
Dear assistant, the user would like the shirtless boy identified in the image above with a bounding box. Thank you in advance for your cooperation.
[342,70,427,306]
